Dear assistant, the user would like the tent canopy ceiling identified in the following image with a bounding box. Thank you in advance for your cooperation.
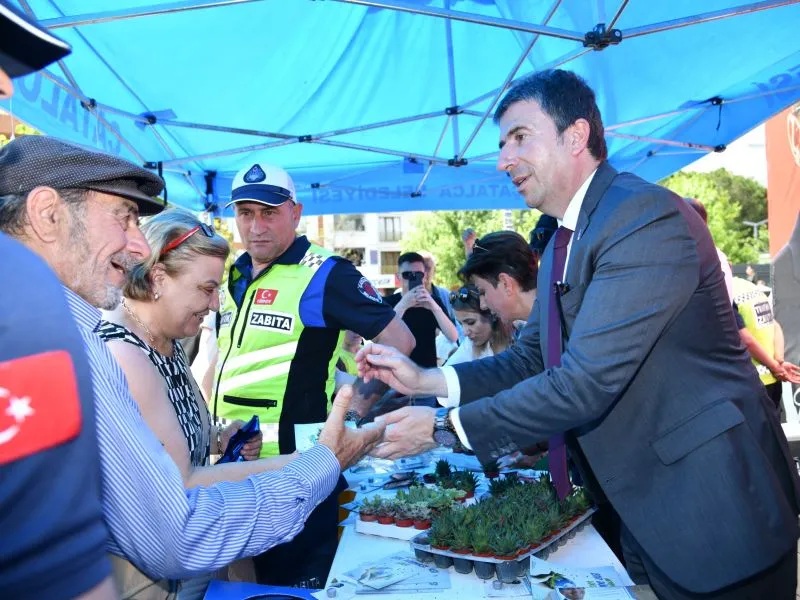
[5,0,800,215]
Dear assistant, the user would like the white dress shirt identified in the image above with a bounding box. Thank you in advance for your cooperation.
[445,169,598,449]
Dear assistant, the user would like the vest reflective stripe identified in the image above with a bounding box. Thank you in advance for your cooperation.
[732,277,776,386]
[218,361,293,396]
[214,242,342,457]
[222,341,299,372]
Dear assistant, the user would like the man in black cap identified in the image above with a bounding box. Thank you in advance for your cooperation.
[0,4,117,599]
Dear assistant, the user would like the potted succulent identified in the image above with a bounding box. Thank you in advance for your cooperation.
[482,459,500,479]
[376,499,396,525]
[410,502,432,530]
[469,521,495,580]
[434,459,452,480]
[450,526,474,574]
[453,470,479,499]
[427,513,454,569]
[490,530,523,584]
[523,513,548,551]
[393,500,414,527]
[358,495,382,522]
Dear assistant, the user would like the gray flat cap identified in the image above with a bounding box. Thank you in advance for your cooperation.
[0,136,165,215]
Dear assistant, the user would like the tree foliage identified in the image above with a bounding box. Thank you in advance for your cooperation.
[402,209,541,290]
[660,169,767,263]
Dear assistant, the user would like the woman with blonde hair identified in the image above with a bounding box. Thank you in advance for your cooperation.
[99,208,294,598]
[445,284,513,366]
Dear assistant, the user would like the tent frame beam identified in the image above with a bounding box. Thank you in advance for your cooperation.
[41,0,267,29]
[332,0,585,41]
[457,0,564,161]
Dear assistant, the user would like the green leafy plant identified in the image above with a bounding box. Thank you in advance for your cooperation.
[470,521,492,555]
[359,495,383,516]
[435,459,452,479]
[490,529,523,557]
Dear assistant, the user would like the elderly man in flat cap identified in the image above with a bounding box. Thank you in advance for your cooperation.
[0,4,119,600]
[0,135,385,598]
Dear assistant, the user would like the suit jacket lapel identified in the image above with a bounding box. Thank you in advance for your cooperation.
[574,161,618,242]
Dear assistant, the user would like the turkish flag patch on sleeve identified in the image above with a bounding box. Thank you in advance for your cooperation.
[0,350,82,465]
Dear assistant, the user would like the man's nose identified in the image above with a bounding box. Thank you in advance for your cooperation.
[126,223,151,261]
[479,297,488,311]
[497,146,516,173]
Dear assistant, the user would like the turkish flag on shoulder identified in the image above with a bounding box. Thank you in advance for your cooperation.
[0,350,82,465]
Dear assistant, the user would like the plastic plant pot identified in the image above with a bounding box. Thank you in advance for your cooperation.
[473,560,495,580]
[452,557,473,574]
[433,553,453,569]
[377,515,395,525]
[395,518,414,528]
[359,513,378,522]
[516,555,531,577]
[413,519,432,530]
[495,560,519,584]
[414,548,434,563]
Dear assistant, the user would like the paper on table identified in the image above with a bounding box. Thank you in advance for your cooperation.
[342,552,420,590]
[529,556,628,588]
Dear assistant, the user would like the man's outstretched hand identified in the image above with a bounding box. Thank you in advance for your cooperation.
[371,406,438,460]
[318,385,385,470]
[356,344,428,397]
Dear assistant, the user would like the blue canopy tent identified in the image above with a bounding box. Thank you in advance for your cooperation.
[4,0,800,216]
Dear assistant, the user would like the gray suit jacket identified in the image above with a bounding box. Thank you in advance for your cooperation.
[455,162,800,593]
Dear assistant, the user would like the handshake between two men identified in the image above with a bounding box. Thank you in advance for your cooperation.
[323,343,444,466]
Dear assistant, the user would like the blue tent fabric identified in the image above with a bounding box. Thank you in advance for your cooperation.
[4,0,800,215]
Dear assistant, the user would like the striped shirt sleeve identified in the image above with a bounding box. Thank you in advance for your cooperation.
[80,322,339,578]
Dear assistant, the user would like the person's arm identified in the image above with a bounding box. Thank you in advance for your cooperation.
[107,340,294,487]
[774,320,786,363]
[94,339,382,577]
[416,287,459,343]
[738,327,782,374]
[455,190,709,462]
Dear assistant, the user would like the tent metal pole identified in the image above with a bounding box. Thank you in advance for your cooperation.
[414,115,452,195]
[311,139,448,164]
[41,0,266,29]
[314,111,444,139]
[157,138,298,167]
[332,0,585,40]
[444,0,460,155]
[606,131,719,152]
[36,71,145,163]
[462,46,591,109]
[608,0,630,29]
[624,0,800,39]
[160,119,296,140]
[461,109,484,117]
[457,0,562,161]
[722,83,800,105]
[156,111,443,140]
[466,150,500,162]
[606,107,701,131]
[147,125,206,201]
[39,70,146,125]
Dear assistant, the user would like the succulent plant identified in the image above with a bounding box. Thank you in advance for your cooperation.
[470,521,492,554]
[489,529,523,557]
[482,459,500,474]
[359,495,383,516]
[434,459,452,479]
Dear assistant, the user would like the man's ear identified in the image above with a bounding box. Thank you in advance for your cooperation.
[567,118,591,156]
[497,272,517,297]
[292,202,303,228]
[25,186,68,243]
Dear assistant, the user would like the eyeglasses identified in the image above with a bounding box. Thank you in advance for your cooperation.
[161,222,215,255]
[400,270,425,280]
[450,287,480,304]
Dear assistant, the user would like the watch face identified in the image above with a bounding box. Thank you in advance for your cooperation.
[433,429,457,447]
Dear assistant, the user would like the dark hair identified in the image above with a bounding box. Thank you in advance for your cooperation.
[494,69,607,161]
[459,231,538,291]
[684,197,708,224]
[529,214,559,255]
[398,251,426,268]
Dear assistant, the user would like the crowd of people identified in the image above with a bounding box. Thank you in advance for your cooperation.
[2,4,800,600]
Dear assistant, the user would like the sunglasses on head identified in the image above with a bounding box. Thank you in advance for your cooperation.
[472,239,490,254]
[161,222,215,256]
[450,287,480,304]
[400,270,425,280]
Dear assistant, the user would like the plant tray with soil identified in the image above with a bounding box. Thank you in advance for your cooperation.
[408,478,596,582]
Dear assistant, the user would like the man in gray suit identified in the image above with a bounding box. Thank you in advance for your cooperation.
[357,70,800,598]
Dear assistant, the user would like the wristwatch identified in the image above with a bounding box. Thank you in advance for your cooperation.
[433,408,463,451]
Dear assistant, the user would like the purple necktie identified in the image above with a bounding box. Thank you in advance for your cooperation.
[546,226,573,500]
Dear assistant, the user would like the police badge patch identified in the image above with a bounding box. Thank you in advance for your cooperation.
[358,277,383,304]
[243,164,267,183]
